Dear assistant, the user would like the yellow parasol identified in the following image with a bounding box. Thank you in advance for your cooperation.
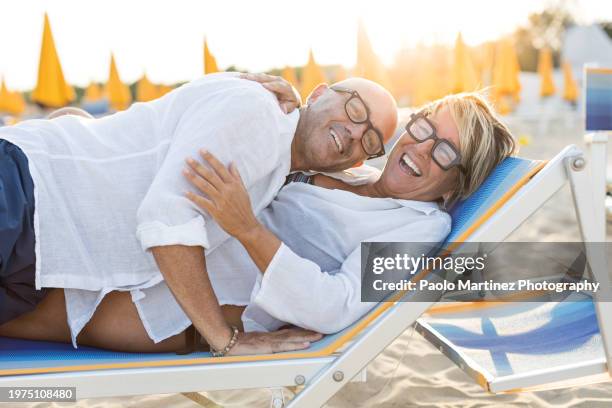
[492,37,521,114]
[452,33,478,93]
[157,84,174,98]
[354,20,392,90]
[204,38,220,74]
[136,73,159,102]
[83,81,103,102]
[537,47,555,97]
[105,54,132,111]
[31,13,75,108]
[0,78,25,115]
[300,49,327,103]
[562,61,578,103]
[281,66,299,89]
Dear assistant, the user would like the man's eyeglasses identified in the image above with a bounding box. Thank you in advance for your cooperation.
[330,86,386,159]
[405,112,464,172]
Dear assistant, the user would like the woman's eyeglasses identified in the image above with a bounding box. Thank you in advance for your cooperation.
[405,112,464,172]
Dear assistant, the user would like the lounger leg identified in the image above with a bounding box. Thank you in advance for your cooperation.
[566,155,612,376]
[270,387,288,408]
[287,288,440,407]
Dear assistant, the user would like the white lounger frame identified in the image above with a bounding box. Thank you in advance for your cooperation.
[1,145,609,406]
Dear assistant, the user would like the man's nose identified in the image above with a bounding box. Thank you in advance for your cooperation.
[346,122,368,140]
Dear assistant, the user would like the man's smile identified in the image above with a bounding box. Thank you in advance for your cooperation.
[330,128,344,154]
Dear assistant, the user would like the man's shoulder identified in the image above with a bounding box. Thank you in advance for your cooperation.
[186,73,278,105]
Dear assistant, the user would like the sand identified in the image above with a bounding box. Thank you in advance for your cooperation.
[25,105,612,407]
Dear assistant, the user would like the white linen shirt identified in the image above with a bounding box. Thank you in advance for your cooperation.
[0,73,299,345]
[132,174,452,342]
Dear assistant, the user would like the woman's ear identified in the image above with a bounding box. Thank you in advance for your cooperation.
[305,83,329,105]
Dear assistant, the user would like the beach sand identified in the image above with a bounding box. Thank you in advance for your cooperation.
[27,107,612,407]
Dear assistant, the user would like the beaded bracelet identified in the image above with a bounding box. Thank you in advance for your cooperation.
[211,326,239,357]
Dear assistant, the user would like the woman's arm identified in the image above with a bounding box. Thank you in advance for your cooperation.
[183,150,281,273]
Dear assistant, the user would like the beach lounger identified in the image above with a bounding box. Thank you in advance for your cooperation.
[0,144,608,407]
[416,142,612,393]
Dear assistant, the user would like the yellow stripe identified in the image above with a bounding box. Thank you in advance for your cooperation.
[586,67,612,75]
[0,161,548,377]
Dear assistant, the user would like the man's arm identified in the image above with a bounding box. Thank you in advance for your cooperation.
[138,82,316,354]
[151,245,232,350]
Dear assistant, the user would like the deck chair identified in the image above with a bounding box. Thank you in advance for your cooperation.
[415,143,612,393]
[0,145,609,407]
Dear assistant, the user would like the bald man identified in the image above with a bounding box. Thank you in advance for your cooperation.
[0,72,397,355]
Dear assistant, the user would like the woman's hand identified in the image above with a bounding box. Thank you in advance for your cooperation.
[184,150,260,241]
[240,73,301,114]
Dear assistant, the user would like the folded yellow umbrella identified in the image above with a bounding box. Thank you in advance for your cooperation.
[413,47,451,107]
[562,61,578,103]
[31,13,75,108]
[136,73,159,102]
[105,54,132,111]
[157,84,174,98]
[354,20,392,91]
[83,81,103,102]
[492,38,521,113]
[281,66,299,89]
[537,47,555,97]
[479,42,496,86]
[452,33,478,93]
[204,39,220,74]
[413,55,440,106]
[300,49,326,103]
[0,78,25,115]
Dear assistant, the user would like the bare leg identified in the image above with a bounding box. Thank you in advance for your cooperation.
[78,290,187,353]
[0,289,245,353]
[0,289,184,352]
[0,289,70,343]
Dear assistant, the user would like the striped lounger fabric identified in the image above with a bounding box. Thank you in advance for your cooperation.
[0,157,546,378]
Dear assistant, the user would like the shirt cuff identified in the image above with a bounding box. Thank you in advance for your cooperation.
[252,243,300,312]
[136,216,210,250]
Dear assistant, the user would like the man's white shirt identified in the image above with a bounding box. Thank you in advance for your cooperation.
[0,73,298,345]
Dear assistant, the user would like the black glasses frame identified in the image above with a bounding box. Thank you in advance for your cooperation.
[405,112,465,172]
[330,86,386,159]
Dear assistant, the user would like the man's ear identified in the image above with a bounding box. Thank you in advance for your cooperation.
[306,83,329,105]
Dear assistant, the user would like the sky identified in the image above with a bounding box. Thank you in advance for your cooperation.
[0,0,610,90]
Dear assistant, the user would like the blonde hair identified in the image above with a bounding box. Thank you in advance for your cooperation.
[422,92,518,208]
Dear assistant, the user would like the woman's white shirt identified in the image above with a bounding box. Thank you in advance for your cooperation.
[241,181,451,333]
[130,172,451,342]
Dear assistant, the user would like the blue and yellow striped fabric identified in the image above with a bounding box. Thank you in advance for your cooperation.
[0,156,545,377]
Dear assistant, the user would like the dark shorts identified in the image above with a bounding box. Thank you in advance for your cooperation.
[0,139,46,325]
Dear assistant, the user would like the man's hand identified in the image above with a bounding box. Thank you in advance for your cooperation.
[228,328,323,356]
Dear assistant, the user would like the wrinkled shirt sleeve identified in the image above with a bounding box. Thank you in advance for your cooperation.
[136,87,283,251]
[251,213,451,334]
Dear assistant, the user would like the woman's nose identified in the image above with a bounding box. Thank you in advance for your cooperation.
[415,138,435,156]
